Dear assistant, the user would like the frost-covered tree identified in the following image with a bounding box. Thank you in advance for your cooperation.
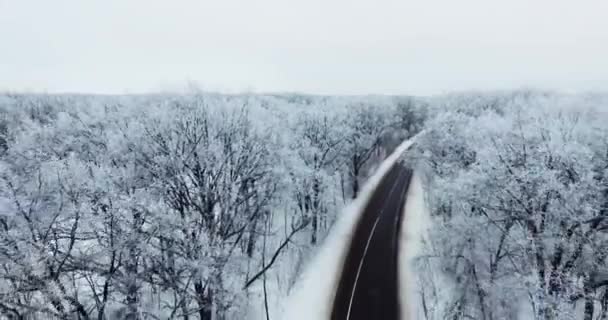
[414,92,608,320]
[3,90,606,320]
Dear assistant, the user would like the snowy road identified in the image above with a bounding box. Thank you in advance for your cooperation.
[330,162,413,320]
[281,135,426,320]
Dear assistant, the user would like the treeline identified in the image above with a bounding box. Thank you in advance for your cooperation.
[1,90,606,320]
[412,91,608,320]
[0,92,424,319]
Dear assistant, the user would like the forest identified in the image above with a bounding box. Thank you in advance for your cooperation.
[0,90,607,320]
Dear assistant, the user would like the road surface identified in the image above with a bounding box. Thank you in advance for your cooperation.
[331,161,413,320]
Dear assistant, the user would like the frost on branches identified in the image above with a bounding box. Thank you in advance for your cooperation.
[0,91,606,320]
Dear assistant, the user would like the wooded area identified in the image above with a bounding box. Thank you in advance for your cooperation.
[0,90,606,319]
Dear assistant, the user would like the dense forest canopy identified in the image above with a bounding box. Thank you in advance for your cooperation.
[0,90,606,320]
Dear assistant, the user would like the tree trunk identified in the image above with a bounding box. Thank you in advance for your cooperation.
[214,272,226,320]
[125,254,139,320]
[182,304,190,320]
[311,177,320,245]
[583,274,595,320]
[195,281,213,320]
[311,210,318,245]
[246,218,258,258]
[351,155,360,199]
[125,211,141,320]
[600,288,608,319]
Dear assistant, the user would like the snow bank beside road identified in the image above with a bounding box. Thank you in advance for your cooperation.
[398,171,431,320]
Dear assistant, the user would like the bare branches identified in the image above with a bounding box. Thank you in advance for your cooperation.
[0,92,435,319]
[244,218,309,289]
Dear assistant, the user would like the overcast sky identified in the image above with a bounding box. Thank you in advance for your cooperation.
[1,0,607,95]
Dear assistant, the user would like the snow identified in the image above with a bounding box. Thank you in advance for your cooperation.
[279,135,424,320]
[398,171,431,320]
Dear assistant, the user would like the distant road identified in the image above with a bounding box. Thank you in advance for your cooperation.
[331,161,413,320]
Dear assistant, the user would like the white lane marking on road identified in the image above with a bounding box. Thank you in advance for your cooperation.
[345,166,407,320]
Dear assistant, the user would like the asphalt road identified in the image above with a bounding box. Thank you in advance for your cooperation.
[330,161,413,320]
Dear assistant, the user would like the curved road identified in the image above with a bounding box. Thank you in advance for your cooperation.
[331,161,413,320]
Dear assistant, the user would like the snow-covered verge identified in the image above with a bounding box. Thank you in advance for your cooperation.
[399,171,433,320]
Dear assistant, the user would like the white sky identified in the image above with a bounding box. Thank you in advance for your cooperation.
[1,0,607,95]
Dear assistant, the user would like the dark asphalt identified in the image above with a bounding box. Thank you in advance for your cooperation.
[331,161,413,320]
